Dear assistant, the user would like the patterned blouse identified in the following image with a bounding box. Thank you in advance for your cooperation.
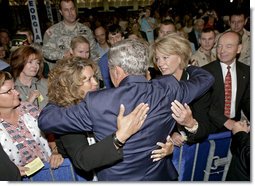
[0,102,51,166]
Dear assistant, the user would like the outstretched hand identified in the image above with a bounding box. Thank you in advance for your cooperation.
[171,100,194,128]
[151,135,174,162]
[116,103,149,143]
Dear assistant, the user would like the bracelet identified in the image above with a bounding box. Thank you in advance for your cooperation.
[112,133,124,148]
[184,119,199,133]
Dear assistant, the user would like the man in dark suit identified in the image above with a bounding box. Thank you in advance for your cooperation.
[188,19,205,50]
[226,121,250,181]
[170,30,250,144]
[194,31,249,131]
[38,39,214,181]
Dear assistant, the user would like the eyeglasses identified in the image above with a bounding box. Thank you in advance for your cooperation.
[0,88,16,95]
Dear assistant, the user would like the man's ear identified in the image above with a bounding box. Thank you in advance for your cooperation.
[237,44,243,54]
[115,66,127,79]
[59,9,63,17]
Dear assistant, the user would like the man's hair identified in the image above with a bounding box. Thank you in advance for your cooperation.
[229,8,247,19]
[48,57,98,107]
[160,19,175,26]
[59,0,75,10]
[201,27,216,37]
[107,24,123,38]
[108,39,149,75]
[218,31,242,45]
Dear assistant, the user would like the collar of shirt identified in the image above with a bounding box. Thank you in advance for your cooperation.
[220,60,236,78]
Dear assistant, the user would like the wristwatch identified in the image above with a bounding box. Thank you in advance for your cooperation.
[112,133,124,148]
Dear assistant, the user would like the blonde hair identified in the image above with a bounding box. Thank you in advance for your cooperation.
[70,35,90,51]
[150,32,192,69]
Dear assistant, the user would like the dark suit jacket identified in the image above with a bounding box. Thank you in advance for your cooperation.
[39,66,214,181]
[226,131,250,181]
[188,29,200,50]
[171,70,218,144]
[59,133,123,172]
[192,60,250,131]
[0,144,21,181]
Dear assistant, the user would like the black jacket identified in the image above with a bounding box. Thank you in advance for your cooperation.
[0,144,21,181]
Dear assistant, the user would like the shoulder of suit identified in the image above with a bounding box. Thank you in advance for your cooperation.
[236,61,250,70]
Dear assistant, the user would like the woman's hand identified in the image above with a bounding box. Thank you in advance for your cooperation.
[27,90,41,103]
[151,135,174,162]
[49,153,64,169]
[171,100,194,128]
[18,166,29,176]
[115,103,149,144]
[171,132,185,147]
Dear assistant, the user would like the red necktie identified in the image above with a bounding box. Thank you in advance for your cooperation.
[224,66,231,117]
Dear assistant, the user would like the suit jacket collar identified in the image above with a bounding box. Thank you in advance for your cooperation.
[119,75,148,87]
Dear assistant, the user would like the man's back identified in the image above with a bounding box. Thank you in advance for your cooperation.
[39,66,214,180]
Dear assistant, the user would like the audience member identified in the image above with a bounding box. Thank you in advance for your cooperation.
[38,39,214,181]
[151,33,212,145]
[188,18,205,50]
[0,28,11,59]
[191,28,216,66]
[0,71,63,178]
[42,0,99,70]
[16,27,34,45]
[178,28,196,54]
[226,120,250,181]
[10,46,48,110]
[0,43,7,61]
[157,19,176,38]
[228,9,250,65]
[98,24,124,88]
[94,26,109,58]
[48,57,149,176]
[68,35,90,59]
[138,6,157,43]
[192,31,250,132]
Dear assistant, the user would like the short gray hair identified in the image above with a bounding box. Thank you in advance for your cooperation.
[108,39,149,75]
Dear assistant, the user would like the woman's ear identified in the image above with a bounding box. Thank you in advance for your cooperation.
[70,49,73,55]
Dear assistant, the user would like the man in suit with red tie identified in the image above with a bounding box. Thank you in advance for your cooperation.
[192,30,250,132]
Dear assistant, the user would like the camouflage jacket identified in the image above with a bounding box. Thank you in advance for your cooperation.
[42,21,99,62]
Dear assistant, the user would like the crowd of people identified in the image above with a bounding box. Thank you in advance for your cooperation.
[0,0,250,181]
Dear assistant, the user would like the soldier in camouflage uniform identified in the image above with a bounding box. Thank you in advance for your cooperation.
[213,9,250,66]
[191,28,216,67]
[228,10,250,66]
[42,0,99,70]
